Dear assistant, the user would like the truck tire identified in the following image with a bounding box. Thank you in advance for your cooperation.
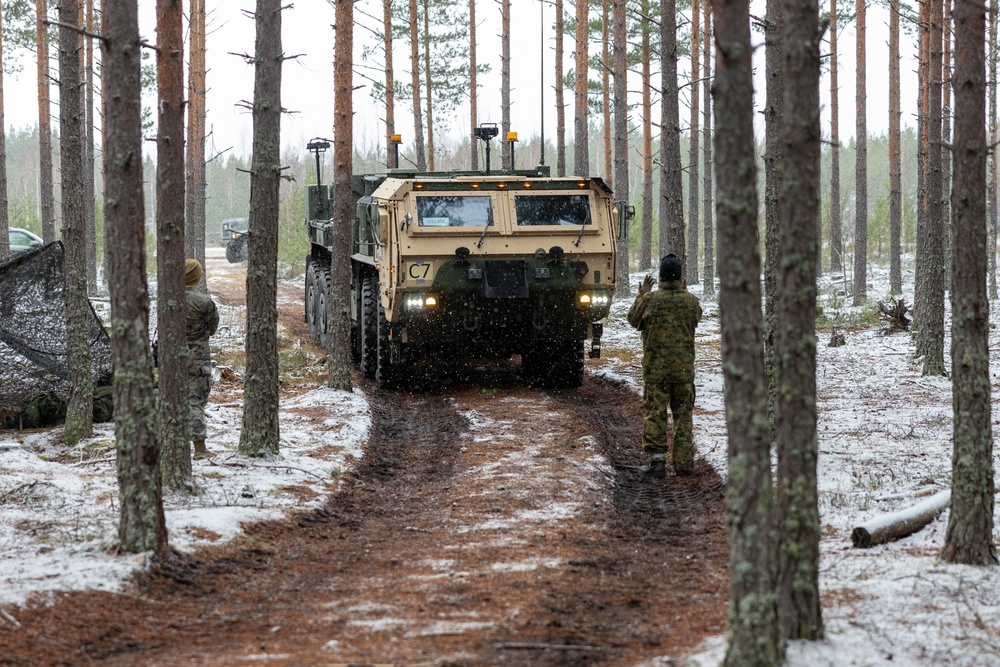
[360,275,379,378]
[305,259,316,340]
[308,262,325,344]
[315,265,331,348]
[375,300,408,389]
[226,234,247,263]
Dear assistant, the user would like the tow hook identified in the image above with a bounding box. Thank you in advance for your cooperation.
[590,322,603,359]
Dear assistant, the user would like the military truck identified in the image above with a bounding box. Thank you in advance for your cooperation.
[304,130,621,389]
[222,217,249,263]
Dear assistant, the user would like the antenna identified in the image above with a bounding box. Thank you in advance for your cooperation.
[306,139,331,217]
[474,123,499,174]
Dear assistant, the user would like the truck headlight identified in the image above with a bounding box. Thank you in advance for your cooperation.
[579,292,610,306]
[405,294,438,310]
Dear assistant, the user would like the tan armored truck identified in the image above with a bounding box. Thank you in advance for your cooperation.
[305,132,621,389]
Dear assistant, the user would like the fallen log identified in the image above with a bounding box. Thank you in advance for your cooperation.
[851,489,951,548]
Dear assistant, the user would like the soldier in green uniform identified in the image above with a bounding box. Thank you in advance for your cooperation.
[626,254,702,478]
[185,259,219,459]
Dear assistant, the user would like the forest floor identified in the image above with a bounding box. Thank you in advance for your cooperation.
[0,252,730,666]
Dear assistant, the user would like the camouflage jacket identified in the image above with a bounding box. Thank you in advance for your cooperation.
[185,288,219,375]
[626,279,702,384]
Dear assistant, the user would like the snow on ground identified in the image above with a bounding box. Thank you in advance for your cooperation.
[3,258,1000,666]
[0,380,368,607]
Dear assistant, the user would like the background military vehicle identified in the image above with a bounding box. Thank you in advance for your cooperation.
[222,217,248,263]
[304,128,621,388]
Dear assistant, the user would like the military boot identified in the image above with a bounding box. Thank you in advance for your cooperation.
[640,454,666,479]
[192,439,210,460]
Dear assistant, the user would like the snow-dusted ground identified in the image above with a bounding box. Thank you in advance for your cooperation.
[2,260,1000,666]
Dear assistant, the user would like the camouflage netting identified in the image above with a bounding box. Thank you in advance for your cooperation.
[0,242,113,423]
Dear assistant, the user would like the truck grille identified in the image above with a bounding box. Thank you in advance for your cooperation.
[483,260,528,299]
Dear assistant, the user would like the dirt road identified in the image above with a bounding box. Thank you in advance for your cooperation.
[0,254,728,666]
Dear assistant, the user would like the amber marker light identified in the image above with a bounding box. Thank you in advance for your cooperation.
[579,294,592,304]
[425,296,438,306]
[576,181,588,188]
[497,183,507,189]
[414,183,425,190]
[470,183,480,189]
[522,182,533,189]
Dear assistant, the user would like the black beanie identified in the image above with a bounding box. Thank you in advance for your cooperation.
[659,254,682,281]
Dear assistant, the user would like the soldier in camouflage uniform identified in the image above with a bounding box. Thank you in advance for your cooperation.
[185,259,219,459]
[626,254,702,478]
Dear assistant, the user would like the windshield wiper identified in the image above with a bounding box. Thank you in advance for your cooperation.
[573,212,591,247]
[477,222,490,248]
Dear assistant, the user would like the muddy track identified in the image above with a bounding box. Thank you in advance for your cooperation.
[0,365,728,666]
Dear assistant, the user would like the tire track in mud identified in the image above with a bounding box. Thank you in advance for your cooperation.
[0,370,728,667]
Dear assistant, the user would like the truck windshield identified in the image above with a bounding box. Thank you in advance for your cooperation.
[514,194,591,226]
[416,195,493,227]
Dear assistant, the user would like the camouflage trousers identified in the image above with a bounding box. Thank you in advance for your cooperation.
[642,380,695,474]
[188,373,212,440]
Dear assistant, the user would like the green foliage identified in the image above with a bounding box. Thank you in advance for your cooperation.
[816,286,881,331]
[363,0,490,139]
[140,50,156,135]
[278,176,308,277]
[3,0,36,73]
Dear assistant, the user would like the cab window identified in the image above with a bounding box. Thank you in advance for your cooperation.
[514,194,591,226]
[416,195,493,227]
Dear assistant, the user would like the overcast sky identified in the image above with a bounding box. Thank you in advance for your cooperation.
[0,1,919,161]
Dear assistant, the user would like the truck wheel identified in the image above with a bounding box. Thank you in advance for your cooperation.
[305,259,316,337]
[360,275,379,378]
[225,235,247,263]
[308,262,325,344]
[375,301,408,389]
[315,265,331,348]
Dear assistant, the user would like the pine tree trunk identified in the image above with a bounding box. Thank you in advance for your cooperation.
[555,0,566,176]
[60,0,93,446]
[612,0,629,294]
[37,0,55,244]
[468,0,476,170]
[687,0,700,282]
[422,0,435,171]
[409,0,426,171]
[84,0,96,290]
[640,2,652,271]
[989,0,997,299]
[701,2,714,297]
[384,0,396,168]
[914,4,929,349]
[923,0,946,377]
[239,0,283,457]
[658,0,683,280]
[185,0,207,275]
[326,0,354,392]
[103,0,167,555]
[889,0,902,294]
[573,0,589,176]
[942,0,996,566]
[942,3,952,291]
[777,0,823,642]
[714,0,780,662]
[853,0,868,306]
[602,0,612,185]
[156,0,191,488]
[500,0,511,169]
[0,1,9,260]
[763,0,783,439]
[829,0,841,273]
